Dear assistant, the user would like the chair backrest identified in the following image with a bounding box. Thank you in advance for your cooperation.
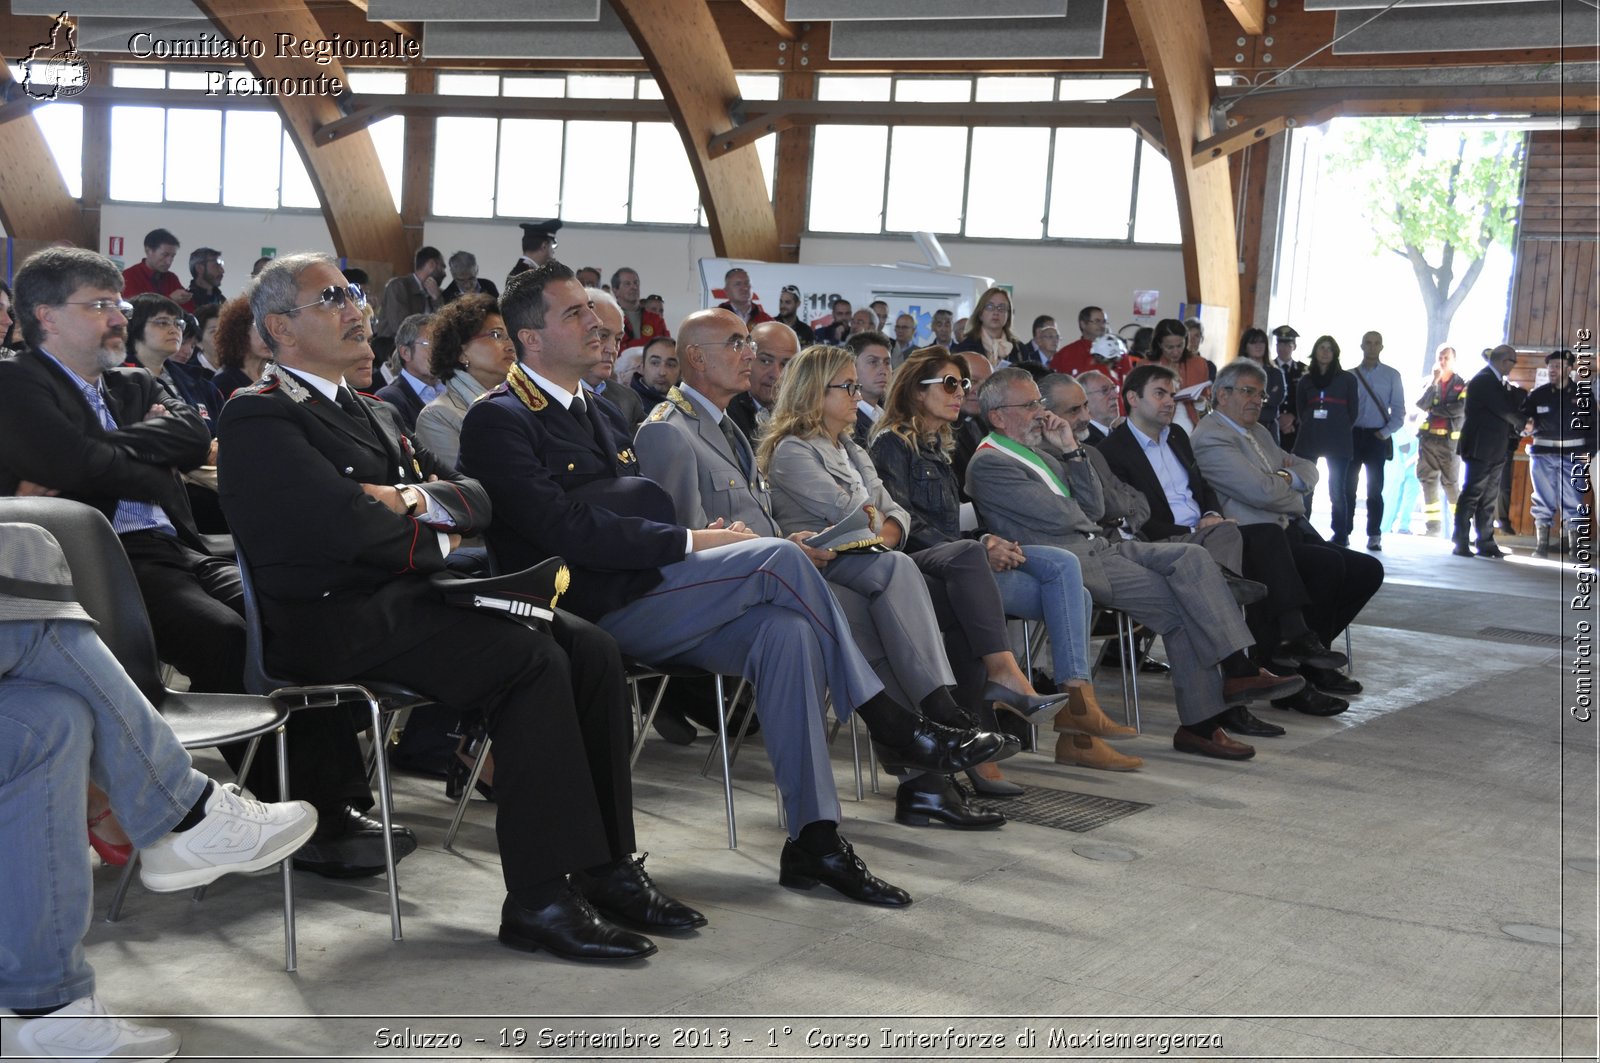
[232,545,290,697]
[0,497,166,701]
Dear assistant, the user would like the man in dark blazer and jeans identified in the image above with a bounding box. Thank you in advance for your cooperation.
[218,252,700,962]
[1454,344,1527,558]
[0,247,414,880]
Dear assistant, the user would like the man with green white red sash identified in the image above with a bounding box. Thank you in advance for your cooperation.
[963,368,1306,762]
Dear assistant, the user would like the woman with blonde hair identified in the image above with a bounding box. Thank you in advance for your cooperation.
[760,345,1069,795]
[870,347,1138,778]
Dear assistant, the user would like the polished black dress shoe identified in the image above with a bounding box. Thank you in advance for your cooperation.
[573,854,706,933]
[872,719,1005,775]
[650,707,697,746]
[1225,575,1270,606]
[1476,542,1508,558]
[293,806,417,878]
[1276,633,1348,670]
[1215,706,1286,737]
[1139,658,1171,675]
[1270,686,1350,716]
[779,838,912,906]
[1298,664,1362,696]
[1451,541,1475,557]
[894,778,1006,829]
[498,888,657,961]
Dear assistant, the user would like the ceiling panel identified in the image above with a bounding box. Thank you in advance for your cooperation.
[828,1,1105,60]
[1332,0,1597,52]
[12,0,202,15]
[369,0,601,21]
[786,0,1066,20]
[424,6,640,59]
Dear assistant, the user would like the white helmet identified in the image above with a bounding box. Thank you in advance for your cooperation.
[1090,334,1128,362]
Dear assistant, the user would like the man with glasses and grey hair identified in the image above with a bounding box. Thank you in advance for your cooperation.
[373,313,440,430]
[441,250,499,304]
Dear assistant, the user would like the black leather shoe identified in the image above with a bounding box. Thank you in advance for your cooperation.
[1139,658,1171,675]
[873,719,1005,775]
[293,805,417,878]
[894,778,1006,829]
[1225,575,1270,606]
[1298,664,1362,696]
[1452,540,1475,557]
[779,838,912,906]
[573,854,706,933]
[650,707,697,746]
[498,888,657,961]
[1270,687,1350,716]
[1276,633,1348,670]
[1477,541,1508,558]
[1216,705,1287,737]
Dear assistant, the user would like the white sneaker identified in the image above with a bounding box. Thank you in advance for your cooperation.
[0,995,179,1061]
[138,784,317,893]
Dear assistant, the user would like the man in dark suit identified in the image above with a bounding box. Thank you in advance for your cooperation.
[725,320,800,442]
[218,252,699,961]
[583,288,645,434]
[0,247,400,877]
[440,250,500,304]
[848,331,892,445]
[508,219,560,288]
[372,313,440,429]
[1454,344,1527,558]
[1098,364,1356,718]
[458,262,1003,906]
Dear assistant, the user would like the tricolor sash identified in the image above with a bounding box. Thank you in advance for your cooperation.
[975,432,1070,497]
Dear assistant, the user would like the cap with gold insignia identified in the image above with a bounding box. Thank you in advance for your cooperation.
[1271,325,1299,341]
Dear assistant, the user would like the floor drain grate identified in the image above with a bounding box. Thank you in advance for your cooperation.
[1476,626,1565,646]
[989,787,1151,833]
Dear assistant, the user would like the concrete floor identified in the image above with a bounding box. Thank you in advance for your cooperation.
[81,531,1597,1061]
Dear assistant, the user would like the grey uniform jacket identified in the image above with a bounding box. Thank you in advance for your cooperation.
[1189,412,1319,528]
[766,433,912,541]
[634,386,778,534]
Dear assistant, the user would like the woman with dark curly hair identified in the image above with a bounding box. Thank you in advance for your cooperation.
[212,288,270,398]
[414,293,516,469]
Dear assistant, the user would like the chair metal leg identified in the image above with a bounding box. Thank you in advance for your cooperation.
[276,725,297,972]
[700,676,751,777]
[711,674,736,849]
[849,713,864,801]
[628,675,671,767]
[1021,619,1035,677]
[105,855,138,923]
[725,678,755,765]
[444,735,493,852]
[1122,614,1143,734]
[1344,628,1354,674]
[363,693,403,941]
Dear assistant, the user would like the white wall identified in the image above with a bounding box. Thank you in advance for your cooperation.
[71,203,1185,339]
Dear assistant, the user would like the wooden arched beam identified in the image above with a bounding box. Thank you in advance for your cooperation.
[610,0,780,261]
[0,105,95,250]
[1125,0,1242,351]
[190,0,410,275]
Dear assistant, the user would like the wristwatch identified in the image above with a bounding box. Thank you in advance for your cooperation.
[395,484,422,516]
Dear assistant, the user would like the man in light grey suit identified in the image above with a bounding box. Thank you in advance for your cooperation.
[637,313,1006,830]
[1191,360,1382,707]
[965,368,1304,761]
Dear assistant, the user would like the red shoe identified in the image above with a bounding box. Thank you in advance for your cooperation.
[88,808,133,867]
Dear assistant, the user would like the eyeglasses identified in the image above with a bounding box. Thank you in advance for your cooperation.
[59,298,133,316]
[473,328,510,342]
[991,398,1045,412]
[284,284,366,314]
[919,375,971,395]
[697,337,753,354]
[826,381,863,398]
[1222,384,1264,398]
[147,316,184,331]
[982,301,1009,314]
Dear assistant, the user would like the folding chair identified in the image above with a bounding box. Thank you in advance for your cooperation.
[0,498,302,971]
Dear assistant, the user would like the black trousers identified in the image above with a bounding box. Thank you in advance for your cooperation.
[1347,428,1392,536]
[1455,454,1507,546]
[119,531,379,818]
[912,539,1008,723]
[1237,523,1313,655]
[345,607,633,893]
[1282,522,1384,645]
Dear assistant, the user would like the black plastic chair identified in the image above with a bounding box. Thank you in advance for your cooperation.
[235,547,432,942]
[0,498,301,970]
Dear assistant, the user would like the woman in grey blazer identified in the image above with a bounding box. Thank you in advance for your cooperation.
[760,345,1066,795]
[414,293,516,470]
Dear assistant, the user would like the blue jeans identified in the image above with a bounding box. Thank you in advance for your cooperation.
[1529,452,1590,528]
[991,545,1093,683]
[0,619,206,1009]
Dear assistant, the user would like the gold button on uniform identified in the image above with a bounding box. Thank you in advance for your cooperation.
[567,463,576,471]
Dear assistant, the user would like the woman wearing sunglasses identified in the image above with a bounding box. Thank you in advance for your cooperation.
[869,347,1135,782]
[414,294,518,471]
[760,345,1069,796]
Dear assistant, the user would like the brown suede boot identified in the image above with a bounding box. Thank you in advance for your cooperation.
[1054,733,1143,772]
[1053,685,1138,739]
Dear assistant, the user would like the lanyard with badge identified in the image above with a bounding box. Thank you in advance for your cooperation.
[1313,389,1329,420]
